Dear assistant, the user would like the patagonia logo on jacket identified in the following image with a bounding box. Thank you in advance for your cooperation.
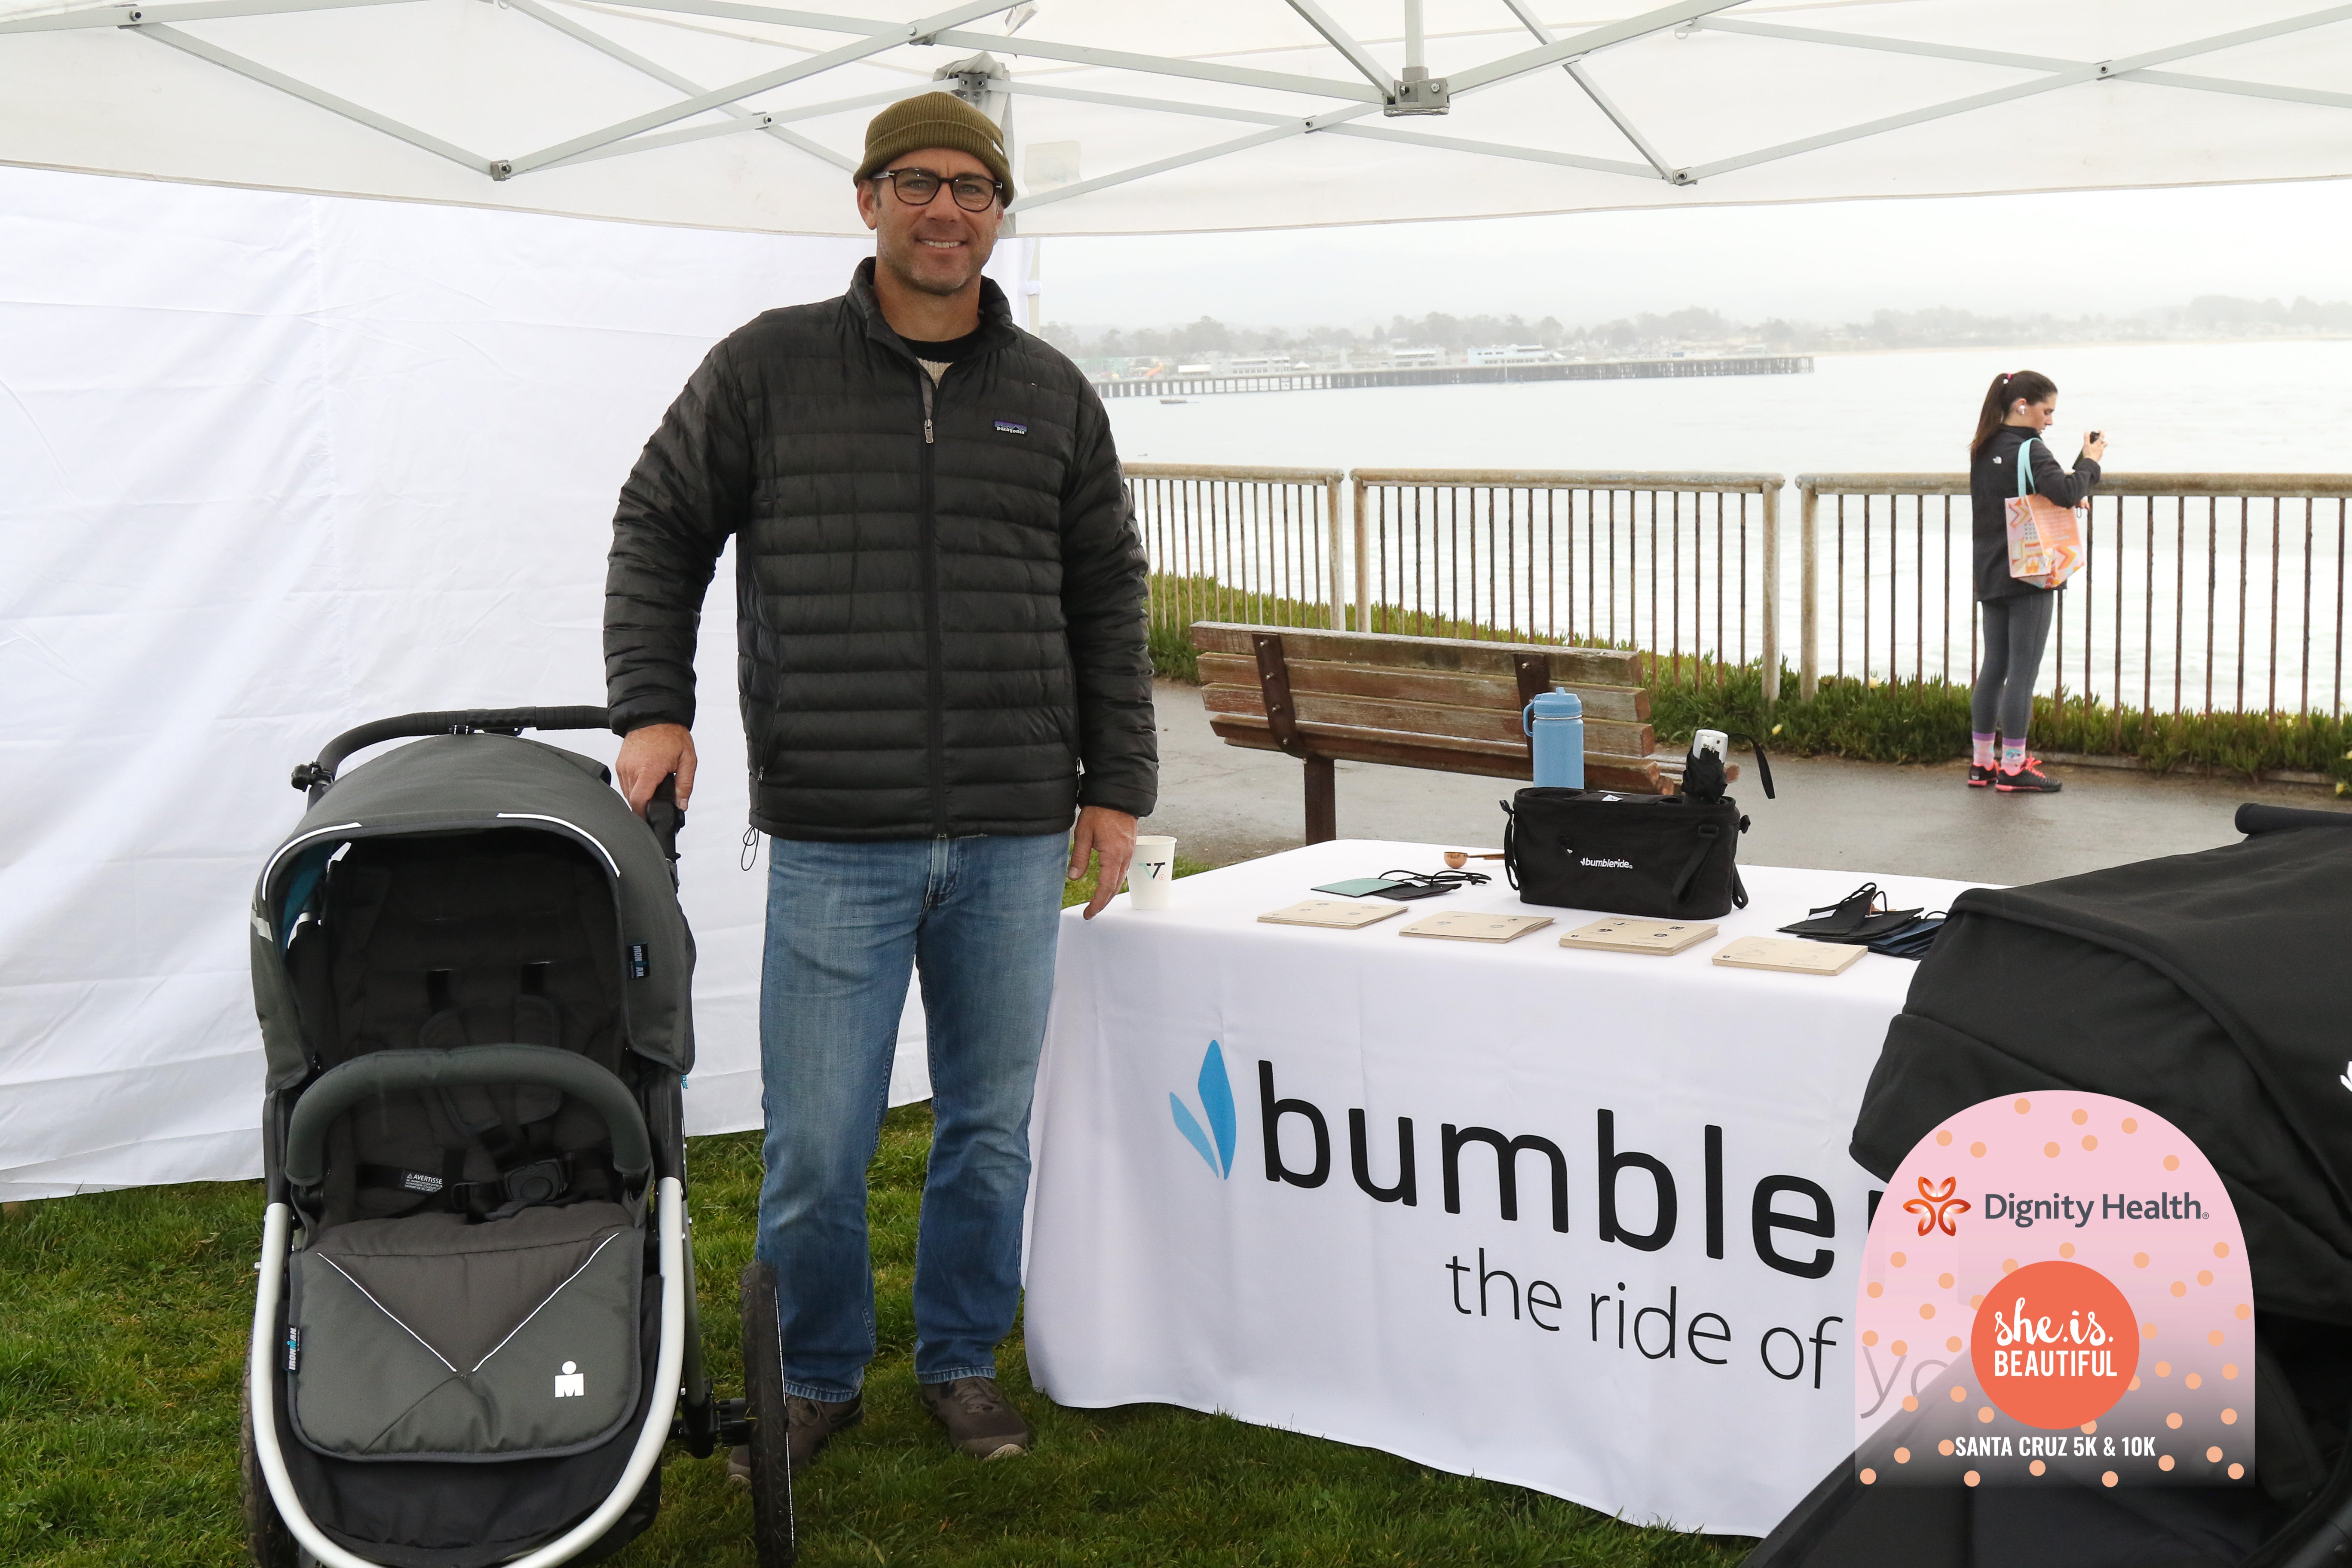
[994,420,1028,435]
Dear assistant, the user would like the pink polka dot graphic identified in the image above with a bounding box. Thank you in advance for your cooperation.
[1854,1093,2252,1491]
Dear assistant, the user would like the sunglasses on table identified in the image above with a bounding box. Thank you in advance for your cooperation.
[869,167,1004,212]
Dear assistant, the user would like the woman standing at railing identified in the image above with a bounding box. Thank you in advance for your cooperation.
[1967,370,2105,793]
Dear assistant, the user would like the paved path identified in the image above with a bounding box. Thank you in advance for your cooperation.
[1139,680,2349,884]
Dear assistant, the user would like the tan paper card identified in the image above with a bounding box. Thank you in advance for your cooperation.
[1711,935,1868,975]
[1257,899,1407,930]
[1559,917,1719,956]
[1399,910,1554,944]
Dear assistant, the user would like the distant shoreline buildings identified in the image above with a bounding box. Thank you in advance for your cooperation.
[1092,343,1601,380]
[1087,352,1814,399]
[1049,294,2352,379]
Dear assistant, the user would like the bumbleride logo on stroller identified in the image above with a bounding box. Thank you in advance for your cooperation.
[555,1361,585,1398]
[1579,857,1633,869]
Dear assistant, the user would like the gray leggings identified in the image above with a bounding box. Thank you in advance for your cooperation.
[1972,593,2055,736]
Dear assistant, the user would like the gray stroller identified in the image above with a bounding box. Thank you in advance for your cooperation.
[240,707,796,1568]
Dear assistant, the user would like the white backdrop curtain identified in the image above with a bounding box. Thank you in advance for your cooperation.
[0,165,1020,1197]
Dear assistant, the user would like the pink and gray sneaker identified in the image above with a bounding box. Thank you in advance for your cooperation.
[1995,758,2063,793]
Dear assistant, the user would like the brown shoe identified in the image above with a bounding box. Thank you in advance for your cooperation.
[725,1394,863,1485]
[918,1376,1033,1460]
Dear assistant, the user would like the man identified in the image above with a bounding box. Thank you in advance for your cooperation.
[602,92,1156,1470]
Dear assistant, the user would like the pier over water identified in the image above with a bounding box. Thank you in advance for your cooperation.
[1092,354,1813,399]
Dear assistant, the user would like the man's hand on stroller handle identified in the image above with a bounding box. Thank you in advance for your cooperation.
[619,723,697,816]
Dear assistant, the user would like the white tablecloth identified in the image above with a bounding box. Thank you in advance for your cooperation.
[1025,840,1982,1536]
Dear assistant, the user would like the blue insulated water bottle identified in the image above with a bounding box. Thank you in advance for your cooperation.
[1524,686,1585,789]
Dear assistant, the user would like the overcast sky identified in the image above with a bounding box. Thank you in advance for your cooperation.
[1033,178,2352,331]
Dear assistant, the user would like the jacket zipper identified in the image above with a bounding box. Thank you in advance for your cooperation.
[918,369,947,837]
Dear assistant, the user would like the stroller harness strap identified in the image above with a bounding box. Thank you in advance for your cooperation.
[358,1151,584,1219]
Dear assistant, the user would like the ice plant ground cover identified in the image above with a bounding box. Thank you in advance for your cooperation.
[0,861,1750,1568]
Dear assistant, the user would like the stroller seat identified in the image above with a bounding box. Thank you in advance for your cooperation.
[280,1041,657,1464]
[283,833,635,1225]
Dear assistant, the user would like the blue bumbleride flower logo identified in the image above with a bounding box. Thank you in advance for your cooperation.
[1170,1041,1237,1179]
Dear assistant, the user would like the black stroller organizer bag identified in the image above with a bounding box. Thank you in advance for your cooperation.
[1502,788,1752,919]
[1501,732,1773,919]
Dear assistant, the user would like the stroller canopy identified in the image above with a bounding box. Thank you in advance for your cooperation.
[248,732,694,1090]
[1855,820,2352,1328]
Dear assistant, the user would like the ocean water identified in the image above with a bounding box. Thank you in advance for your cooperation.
[1110,340,2352,715]
[1105,339,2352,477]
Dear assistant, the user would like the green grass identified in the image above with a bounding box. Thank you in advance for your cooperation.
[0,863,1750,1568]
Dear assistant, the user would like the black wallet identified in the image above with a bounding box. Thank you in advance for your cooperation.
[1309,876,1449,900]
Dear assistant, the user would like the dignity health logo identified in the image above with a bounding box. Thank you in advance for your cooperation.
[1170,1041,1237,1179]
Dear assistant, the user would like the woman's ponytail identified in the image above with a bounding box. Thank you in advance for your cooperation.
[1971,369,2056,458]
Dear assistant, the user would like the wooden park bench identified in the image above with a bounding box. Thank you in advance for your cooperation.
[1188,621,1670,843]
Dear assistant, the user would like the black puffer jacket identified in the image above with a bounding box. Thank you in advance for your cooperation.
[1970,425,2099,602]
[604,262,1156,842]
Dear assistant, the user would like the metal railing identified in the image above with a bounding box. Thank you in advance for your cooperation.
[1797,473,2352,718]
[1126,463,1346,631]
[1125,462,2351,723]
[1350,469,1783,696]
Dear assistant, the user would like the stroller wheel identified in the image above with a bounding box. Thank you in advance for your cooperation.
[739,1261,798,1568]
[239,1353,298,1568]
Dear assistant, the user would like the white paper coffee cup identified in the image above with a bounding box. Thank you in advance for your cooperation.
[1126,834,1177,910]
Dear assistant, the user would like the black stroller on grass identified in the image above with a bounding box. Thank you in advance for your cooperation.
[240,707,797,1568]
[1746,805,2352,1568]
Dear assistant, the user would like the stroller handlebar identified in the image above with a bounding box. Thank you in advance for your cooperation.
[645,776,684,884]
[294,706,611,801]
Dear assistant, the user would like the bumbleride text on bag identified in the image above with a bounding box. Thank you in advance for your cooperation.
[1502,788,1751,919]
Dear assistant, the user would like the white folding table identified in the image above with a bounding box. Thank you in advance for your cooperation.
[1024,839,1981,1536]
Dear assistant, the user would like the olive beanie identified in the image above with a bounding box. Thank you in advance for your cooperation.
[857,92,1014,201]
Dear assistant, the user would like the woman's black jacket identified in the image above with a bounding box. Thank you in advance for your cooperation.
[603,261,1156,842]
[1970,425,2100,602]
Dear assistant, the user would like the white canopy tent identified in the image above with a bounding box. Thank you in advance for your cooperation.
[6,1,2351,1203]
[3,0,2351,238]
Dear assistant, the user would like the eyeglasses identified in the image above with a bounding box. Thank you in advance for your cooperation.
[870,167,1003,213]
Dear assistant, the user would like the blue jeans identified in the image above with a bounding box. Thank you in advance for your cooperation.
[754,833,1067,1400]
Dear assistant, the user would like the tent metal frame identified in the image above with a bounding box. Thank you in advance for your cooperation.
[4,0,2348,215]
